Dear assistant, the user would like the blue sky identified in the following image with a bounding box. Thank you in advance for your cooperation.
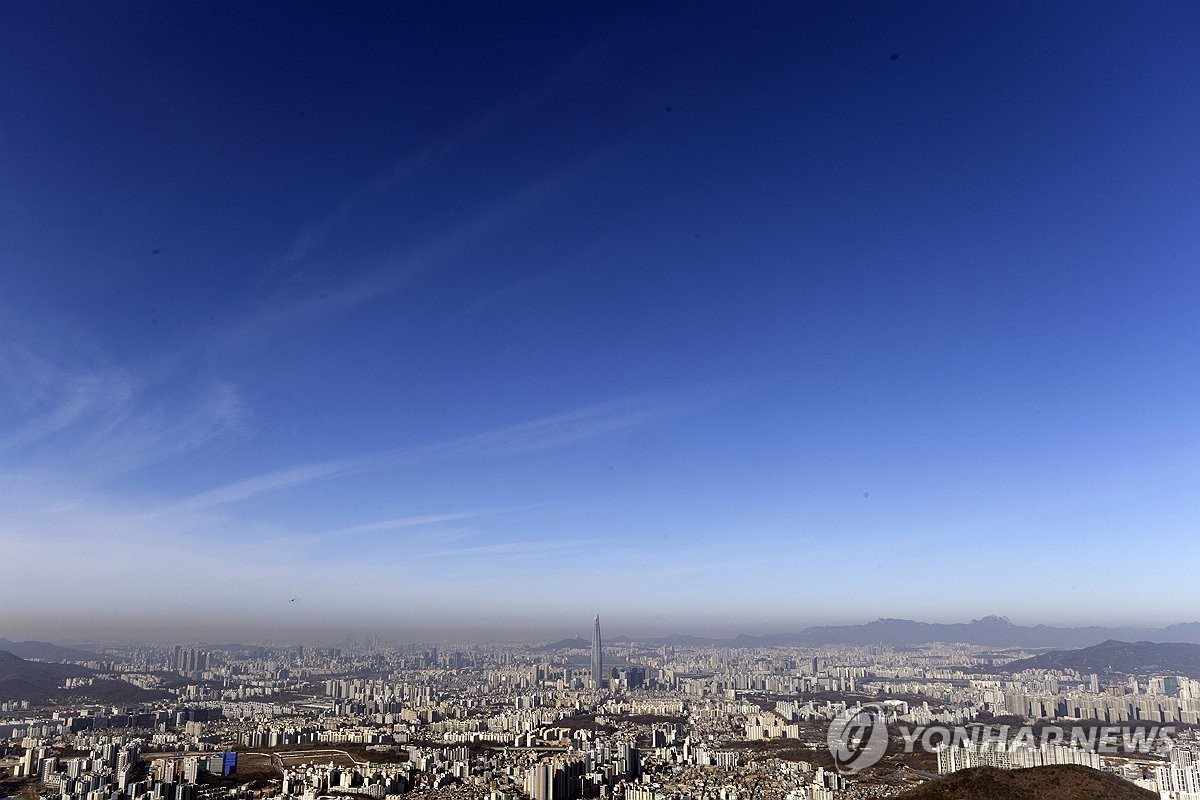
[1,2,1197,641]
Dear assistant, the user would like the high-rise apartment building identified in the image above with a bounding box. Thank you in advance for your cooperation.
[591,614,603,687]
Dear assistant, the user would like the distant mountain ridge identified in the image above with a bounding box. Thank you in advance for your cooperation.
[0,649,92,702]
[0,650,167,704]
[535,637,590,651]
[583,617,1200,649]
[1005,640,1200,678]
[0,638,100,661]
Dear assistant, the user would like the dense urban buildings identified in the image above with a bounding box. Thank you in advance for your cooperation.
[4,618,1200,799]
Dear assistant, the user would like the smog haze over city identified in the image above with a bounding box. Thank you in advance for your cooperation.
[1,2,1198,646]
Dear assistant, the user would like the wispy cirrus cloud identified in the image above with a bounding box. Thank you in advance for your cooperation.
[3,162,569,484]
[254,510,501,550]
[175,457,365,511]
[445,269,564,327]
[174,386,725,511]
[0,335,247,477]
[317,511,488,538]
[211,170,573,356]
[412,537,599,560]
[282,37,610,265]
[0,367,129,452]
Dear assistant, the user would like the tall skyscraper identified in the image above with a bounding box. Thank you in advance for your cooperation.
[591,613,603,687]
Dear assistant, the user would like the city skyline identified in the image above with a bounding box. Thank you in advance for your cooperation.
[1,2,1198,637]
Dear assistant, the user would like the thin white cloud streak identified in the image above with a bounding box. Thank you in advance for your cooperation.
[72,381,248,473]
[281,38,610,264]
[0,343,131,451]
[0,336,248,477]
[2,160,584,484]
[254,511,500,550]
[0,375,115,451]
[412,538,599,560]
[444,269,563,327]
[211,171,571,356]
[176,458,365,511]
[173,388,723,512]
[0,492,449,624]
[282,118,498,265]
[315,510,493,540]
[4,150,578,479]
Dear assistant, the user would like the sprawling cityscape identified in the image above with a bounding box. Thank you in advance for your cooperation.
[5,617,1200,799]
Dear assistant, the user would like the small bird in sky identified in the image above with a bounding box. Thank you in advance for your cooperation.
[290,598,298,603]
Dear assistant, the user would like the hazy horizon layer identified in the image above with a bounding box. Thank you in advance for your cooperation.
[7,612,1200,648]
